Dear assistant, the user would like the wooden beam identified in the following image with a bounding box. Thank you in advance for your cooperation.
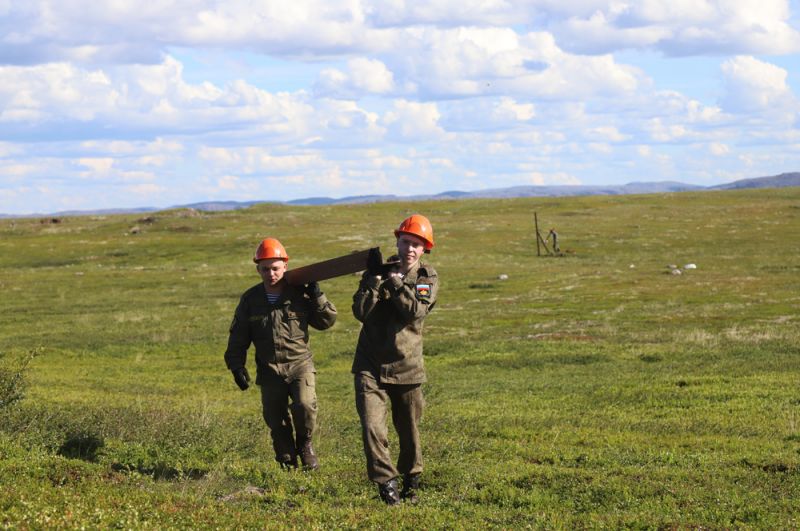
[284,248,375,285]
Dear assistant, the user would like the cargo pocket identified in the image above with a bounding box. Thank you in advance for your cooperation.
[299,372,317,411]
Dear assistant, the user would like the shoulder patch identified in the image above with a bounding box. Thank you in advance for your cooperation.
[415,283,431,300]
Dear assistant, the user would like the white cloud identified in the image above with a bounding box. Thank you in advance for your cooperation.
[137,155,167,167]
[315,57,395,97]
[0,56,321,143]
[347,57,395,93]
[529,171,582,185]
[0,62,117,122]
[708,142,730,156]
[78,157,114,174]
[585,126,628,142]
[588,142,613,154]
[1,163,38,177]
[643,118,688,142]
[383,100,445,141]
[496,98,535,121]
[364,0,530,27]
[720,55,796,114]
[79,138,184,156]
[550,0,800,55]
[198,146,322,174]
[686,99,723,123]
[368,154,413,169]
[372,28,645,100]
[441,97,536,132]
[2,0,798,73]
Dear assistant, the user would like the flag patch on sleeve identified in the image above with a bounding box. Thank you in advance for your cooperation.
[415,284,431,299]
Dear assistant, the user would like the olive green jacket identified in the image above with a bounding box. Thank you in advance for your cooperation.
[225,282,337,384]
[351,260,438,385]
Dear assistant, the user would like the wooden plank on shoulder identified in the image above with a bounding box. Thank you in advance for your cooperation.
[284,247,375,285]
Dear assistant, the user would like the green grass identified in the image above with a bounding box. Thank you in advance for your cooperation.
[1,189,799,528]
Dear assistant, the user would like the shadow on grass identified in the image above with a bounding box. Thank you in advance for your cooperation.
[58,432,104,462]
[57,432,208,480]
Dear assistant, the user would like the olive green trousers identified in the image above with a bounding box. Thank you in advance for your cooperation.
[259,371,317,462]
[354,371,424,484]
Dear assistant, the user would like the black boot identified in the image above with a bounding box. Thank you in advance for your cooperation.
[298,439,319,471]
[378,478,401,506]
[401,473,420,503]
[276,453,297,470]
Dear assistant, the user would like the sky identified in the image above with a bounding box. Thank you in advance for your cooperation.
[1,1,800,215]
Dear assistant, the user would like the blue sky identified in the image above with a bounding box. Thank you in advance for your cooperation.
[1,1,800,215]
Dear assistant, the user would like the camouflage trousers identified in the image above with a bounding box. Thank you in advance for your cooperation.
[354,371,424,484]
[259,370,317,463]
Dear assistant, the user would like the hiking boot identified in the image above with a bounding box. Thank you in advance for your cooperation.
[378,478,401,506]
[401,473,420,504]
[298,440,319,471]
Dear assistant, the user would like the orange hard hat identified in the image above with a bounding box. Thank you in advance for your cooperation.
[394,214,434,251]
[253,238,289,263]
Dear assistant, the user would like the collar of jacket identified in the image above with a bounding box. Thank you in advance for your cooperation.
[262,282,300,305]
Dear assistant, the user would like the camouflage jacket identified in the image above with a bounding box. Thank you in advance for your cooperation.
[351,260,438,385]
[225,282,337,384]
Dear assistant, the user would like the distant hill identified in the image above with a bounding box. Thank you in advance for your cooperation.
[2,172,797,219]
[287,181,703,205]
[176,200,269,211]
[708,172,800,190]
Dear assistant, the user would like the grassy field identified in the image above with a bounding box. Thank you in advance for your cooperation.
[1,188,799,529]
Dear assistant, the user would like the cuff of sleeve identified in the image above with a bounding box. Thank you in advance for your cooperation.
[388,276,405,290]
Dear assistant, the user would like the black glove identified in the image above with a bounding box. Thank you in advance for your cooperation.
[304,281,322,299]
[367,248,384,276]
[232,367,250,391]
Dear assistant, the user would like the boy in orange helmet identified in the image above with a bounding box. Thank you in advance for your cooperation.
[225,238,337,470]
[352,214,439,504]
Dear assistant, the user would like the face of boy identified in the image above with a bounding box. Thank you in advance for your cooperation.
[256,259,287,287]
[396,233,426,270]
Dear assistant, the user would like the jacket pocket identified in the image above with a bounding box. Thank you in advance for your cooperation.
[284,310,307,340]
[248,314,270,339]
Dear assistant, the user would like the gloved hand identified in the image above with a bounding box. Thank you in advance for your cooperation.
[385,256,402,277]
[232,367,250,391]
[367,248,384,276]
[304,281,322,299]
